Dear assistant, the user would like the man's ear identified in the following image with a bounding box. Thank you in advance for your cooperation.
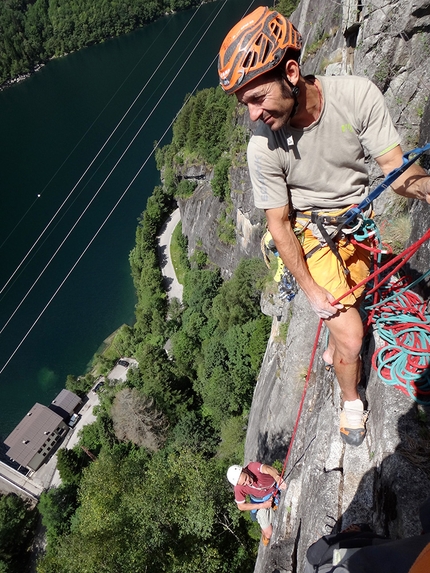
[285,59,300,88]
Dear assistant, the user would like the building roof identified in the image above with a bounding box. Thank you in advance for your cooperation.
[50,389,81,417]
[4,404,64,467]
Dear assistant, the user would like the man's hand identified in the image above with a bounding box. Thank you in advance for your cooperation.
[376,146,430,202]
[307,284,344,319]
[278,480,287,491]
[260,498,274,509]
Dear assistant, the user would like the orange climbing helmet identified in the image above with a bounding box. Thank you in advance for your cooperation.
[218,6,302,94]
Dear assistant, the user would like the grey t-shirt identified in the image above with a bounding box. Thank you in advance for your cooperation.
[248,75,401,212]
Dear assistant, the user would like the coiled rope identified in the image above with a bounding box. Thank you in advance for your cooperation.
[366,274,430,404]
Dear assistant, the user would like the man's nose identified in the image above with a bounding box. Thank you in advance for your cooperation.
[248,103,262,122]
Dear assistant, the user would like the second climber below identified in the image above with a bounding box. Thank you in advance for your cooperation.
[218,6,430,446]
[227,462,286,547]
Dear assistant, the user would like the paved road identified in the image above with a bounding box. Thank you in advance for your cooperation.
[107,358,138,383]
[158,208,183,301]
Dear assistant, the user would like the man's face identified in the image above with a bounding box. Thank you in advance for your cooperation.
[236,76,294,131]
[237,470,253,486]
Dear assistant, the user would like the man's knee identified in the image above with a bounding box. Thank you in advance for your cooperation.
[335,334,363,361]
[328,309,364,360]
[261,524,273,539]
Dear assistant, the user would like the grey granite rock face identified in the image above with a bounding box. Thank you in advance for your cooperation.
[178,178,265,279]
[178,111,265,278]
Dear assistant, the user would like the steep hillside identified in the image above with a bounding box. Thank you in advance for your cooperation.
[177,1,430,572]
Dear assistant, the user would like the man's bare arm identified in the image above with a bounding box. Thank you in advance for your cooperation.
[265,204,343,319]
[376,145,430,202]
[260,464,287,490]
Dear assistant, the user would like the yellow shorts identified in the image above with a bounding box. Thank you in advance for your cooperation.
[301,230,371,308]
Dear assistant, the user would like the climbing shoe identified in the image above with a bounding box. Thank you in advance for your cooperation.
[262,534,270,547]
[340,399,368,447]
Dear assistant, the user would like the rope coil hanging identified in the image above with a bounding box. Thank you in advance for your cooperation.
[367,279,430,404]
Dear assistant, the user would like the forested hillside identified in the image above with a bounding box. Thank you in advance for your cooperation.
[0,0,201,85]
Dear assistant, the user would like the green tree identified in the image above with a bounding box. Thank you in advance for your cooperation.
[38,484,78,542]
[212,156,231,200]
[277,0,300,17]
[186,90,207,151]
[65,372,94,396]
[0,493,37,573]
[211,258,268,331]
[56,447,90,485]
[170,410,218,454]
[172,94,194,147]
[183,268,222,313]
[175,179,197,198]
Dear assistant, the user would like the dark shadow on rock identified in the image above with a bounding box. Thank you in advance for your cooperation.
[256,429,291,467]
[268,536,297,573]
[348,406,429,536]
[412,362,430,405]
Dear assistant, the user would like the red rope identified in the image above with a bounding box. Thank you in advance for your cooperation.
[280,319,323,480]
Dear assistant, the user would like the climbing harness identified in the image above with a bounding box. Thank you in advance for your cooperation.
[294,205,369,275]
[295,142,430,274]
[249,491,280,521]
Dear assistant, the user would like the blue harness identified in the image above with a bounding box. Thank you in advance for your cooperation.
[250,491,280,520]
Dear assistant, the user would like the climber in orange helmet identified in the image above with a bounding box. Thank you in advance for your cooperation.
[218,7,430,447]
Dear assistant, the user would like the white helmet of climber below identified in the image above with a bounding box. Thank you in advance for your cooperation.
[218,6,302,95]
[227,465,242,486]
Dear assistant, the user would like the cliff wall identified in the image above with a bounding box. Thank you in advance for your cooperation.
[177,1,430,572]
[178,109,264,279]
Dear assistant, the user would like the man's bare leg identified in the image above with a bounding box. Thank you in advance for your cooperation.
[324,306,363,401]
[322,336,335,367]
[260,524,273,546]
[324,306,367,446]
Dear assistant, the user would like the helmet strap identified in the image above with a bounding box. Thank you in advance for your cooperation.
[282,74,300,120]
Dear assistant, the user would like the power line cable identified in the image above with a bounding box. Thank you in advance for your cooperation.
[0,3,219,323]
[0,6,207,304]
[0,16,176,254]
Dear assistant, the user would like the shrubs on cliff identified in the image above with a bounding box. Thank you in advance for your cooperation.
[170,87,236,165]
[168,259,271,430]
[155,86,239,203]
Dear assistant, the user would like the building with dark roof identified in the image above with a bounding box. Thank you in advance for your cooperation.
[50,388,81,419]
[4,403,69,471]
